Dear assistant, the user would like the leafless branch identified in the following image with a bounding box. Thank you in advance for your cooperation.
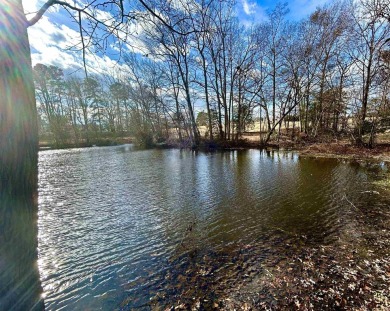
[27,0,55,26]
[78,11,88,78]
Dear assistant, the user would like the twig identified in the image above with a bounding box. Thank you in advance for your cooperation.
[343,194,358,210]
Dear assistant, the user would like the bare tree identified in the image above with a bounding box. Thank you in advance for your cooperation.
[142,0,201,146]
[350,0,390,144]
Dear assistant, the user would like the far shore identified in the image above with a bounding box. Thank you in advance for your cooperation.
[39,133,390,163]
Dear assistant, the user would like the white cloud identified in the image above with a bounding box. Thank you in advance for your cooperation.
[242,0,257,15]
[27,16,80,68]
[24,4,150,77]
[238,1,268,26]
[27,15,123,76]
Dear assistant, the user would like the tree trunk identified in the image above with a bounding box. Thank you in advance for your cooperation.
[173,88,183,143]
[201,54,213,140]
[0,1,44,310]
[272,53,276,127]
[264,102,299,145]
[361,55,373,128]
[178,60,199,147]
[236,78,242,141]
[214,76,224,140]
[184,86,200,146]
[356,30,376,145]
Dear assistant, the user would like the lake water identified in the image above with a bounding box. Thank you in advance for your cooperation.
[38,145,389,310]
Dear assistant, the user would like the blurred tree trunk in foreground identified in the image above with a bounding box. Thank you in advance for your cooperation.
[0,1,44,310]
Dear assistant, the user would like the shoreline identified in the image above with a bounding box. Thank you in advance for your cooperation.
[39,138,390,163]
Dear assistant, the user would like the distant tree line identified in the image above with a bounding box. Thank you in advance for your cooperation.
[34,0,389,148]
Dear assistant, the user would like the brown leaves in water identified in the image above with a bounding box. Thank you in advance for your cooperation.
[142,189,390,311]
[251,246,390,310]
[147,232,390,310]
[152,229,390,311]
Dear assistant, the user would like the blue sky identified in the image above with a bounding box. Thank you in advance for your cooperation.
[22,0,331,75]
